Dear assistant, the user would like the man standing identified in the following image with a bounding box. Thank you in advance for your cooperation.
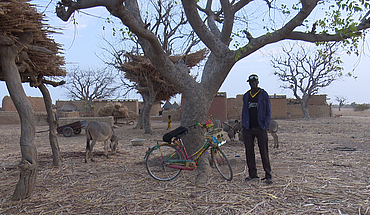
[242,74,273,185]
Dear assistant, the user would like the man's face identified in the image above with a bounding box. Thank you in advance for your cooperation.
[249,80,259,90]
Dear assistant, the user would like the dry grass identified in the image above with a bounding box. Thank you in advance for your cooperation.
[1,111,370,214]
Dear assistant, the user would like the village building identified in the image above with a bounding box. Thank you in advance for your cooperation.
[1,93,331,125]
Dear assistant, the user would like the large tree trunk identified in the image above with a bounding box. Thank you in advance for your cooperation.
[1,46,38,200]
[39,83,63,167]
[181,90,214,184]
[134,75,158,134]
[141,93,154,134]
[301,94,310,119]
[134,107,144,130]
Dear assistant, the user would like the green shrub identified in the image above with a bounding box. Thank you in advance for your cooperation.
[354,104,370,111]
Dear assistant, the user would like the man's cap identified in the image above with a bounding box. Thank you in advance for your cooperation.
[247,74,259,82]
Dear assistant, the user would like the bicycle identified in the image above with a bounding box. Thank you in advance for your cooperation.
[144,120,233,181]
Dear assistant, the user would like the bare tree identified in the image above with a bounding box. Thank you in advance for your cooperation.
[270,42,343,119]
[56,0,370,184]
[63,67,122,101]
[335,95,348,111]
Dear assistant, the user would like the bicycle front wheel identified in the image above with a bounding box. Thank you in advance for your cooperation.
[146,144,182,181]
[211,147,233,181]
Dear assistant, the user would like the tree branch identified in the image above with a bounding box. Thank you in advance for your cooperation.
[182,0,229,57]
[56,0,114,21]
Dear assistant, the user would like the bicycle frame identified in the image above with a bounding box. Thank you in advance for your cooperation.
[160,137,213,171]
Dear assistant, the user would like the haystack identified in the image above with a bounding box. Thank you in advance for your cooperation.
[0,0,65,84]
[98,102,128,117]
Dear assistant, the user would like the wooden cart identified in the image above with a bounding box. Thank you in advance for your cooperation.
[57,120,87,137]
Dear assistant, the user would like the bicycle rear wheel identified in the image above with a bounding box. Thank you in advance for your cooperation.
[211,147,233,181]
[146,144,182,181]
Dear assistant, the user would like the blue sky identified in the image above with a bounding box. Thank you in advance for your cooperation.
[1,1,370,106]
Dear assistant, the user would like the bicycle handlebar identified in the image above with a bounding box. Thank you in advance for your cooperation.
[187,120,207,129]
[187,122,204,128]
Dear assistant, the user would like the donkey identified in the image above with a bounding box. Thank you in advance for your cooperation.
[225,119,279,148]
[85,121,121,163]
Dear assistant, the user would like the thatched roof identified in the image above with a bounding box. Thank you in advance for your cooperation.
[0,0,65,84]
[173,102,180,110]
[121,48,208,76]
[162,101,173,110]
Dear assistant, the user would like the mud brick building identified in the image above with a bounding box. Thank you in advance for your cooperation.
[2,96,46,112]
[1,93,331,125]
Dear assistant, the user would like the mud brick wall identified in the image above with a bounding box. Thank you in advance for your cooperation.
[270,95,287,119]
[227,98,241,120]
[58,116,114,127]
[162,110,181,122]
[139,102,162,116]
[208,92,227,121]
[226,106,242,121]
[227,94,287,120]
[181,92,228,122]
[227,98,236,108]
[286,105,331,118]
[236,94,243,108]
[94,99,139,115]
[308,95,327,105]
[56,100,83,110]
[0,111,48,125]
[226,94,244,120]
[59,111,80,118]
[56,99,140,117]
[2,96,46,112]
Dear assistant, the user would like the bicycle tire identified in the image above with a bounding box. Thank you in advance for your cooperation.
[146,144,182,181]
[211,147,233,181]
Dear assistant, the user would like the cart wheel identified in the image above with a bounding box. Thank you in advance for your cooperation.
[62,127,73,137]
[74,128,82,134]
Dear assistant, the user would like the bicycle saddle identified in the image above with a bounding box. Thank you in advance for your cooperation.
[162,126,188,143]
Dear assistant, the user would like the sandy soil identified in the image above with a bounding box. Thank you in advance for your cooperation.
[0,108,369,214]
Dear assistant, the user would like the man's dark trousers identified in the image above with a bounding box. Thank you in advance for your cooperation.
[243,127,272,179]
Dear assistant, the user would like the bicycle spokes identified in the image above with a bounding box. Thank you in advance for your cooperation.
[211,147,233,181]
[145,144,182,181]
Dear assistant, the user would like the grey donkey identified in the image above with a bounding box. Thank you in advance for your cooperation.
[85,121,121,163]
[224,119,279,148]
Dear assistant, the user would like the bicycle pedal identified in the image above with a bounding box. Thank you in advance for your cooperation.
[186,161,197,168]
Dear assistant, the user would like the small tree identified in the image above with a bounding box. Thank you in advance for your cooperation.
[63,67,121,101]
[270,42,343,119]
[335,95,347,111]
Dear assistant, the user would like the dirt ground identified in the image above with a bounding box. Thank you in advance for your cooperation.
[0,108,370,214]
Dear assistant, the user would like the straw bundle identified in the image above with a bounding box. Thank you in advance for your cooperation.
[98,102,129,117]
[120,49,208,101]
[0,0,65,82]
[113,107,128,118]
